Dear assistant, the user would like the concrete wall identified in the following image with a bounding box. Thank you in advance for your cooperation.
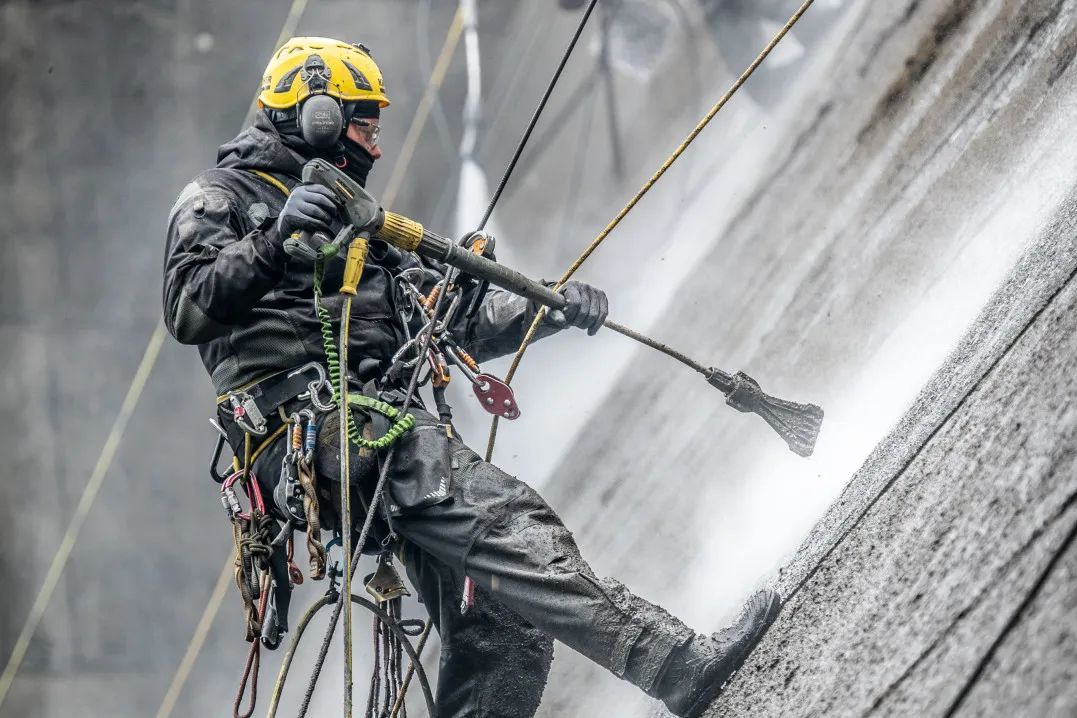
[535,0,1077,715]
[711,173,1077,718]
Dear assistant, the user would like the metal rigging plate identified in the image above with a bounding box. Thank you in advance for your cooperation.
[472,373,521,420]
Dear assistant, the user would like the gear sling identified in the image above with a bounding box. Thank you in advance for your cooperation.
[208,169,429,718]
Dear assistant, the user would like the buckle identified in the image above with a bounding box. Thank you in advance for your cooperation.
[228,390,268,435]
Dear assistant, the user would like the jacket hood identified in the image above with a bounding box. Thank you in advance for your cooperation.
[216,111,308,178]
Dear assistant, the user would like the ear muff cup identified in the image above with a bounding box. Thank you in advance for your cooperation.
[299,94,345,149]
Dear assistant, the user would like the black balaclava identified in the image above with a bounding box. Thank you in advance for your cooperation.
[336,100,380,188]
[269,99,380,187]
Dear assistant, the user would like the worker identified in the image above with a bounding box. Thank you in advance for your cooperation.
[163,37,779,718]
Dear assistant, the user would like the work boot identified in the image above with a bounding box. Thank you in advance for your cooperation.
[655,589,782,718]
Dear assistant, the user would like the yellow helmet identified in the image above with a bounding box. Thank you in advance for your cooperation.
[258,37,390,110]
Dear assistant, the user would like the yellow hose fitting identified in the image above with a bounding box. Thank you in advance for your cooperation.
[341,237,369,296]
[378,212,424,252]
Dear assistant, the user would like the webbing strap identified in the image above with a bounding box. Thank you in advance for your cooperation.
[216,368,290,406]
[230,424,290,473]
[247,169,292,197]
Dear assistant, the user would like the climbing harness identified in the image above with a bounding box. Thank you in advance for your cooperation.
[201,167,439,717]
[276,196,540,715]
[159,2,826,717]
[287,232,447,718]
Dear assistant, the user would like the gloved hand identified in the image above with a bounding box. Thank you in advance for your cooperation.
[545,281,608,336]
[275,183,338,238]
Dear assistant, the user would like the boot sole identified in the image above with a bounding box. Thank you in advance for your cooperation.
[683,591,783,718]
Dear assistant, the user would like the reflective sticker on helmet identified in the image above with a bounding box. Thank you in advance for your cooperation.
[342,61,373,91]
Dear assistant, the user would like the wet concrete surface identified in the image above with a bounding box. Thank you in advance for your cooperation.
[534,0,1077,715]
[710,212,1077,716]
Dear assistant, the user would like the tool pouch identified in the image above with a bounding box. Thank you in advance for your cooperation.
[385,408,454,514]
[312,406,381,489]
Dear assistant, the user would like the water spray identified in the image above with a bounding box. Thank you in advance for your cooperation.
[297,158,825,457]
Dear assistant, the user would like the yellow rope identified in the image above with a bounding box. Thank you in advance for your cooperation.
[484,0,817,461]
[339,295,355,717]
[0,324,165,709]
[154,555,236,718]
[381,8,465,208]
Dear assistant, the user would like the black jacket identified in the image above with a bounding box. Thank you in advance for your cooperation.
[163,113,553,395]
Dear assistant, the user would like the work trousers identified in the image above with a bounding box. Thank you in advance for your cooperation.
[254,402,694,717]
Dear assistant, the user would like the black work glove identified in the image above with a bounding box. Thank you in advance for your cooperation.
[545,280,608,336]
[275,184,338,238]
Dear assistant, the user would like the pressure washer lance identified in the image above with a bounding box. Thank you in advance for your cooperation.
[299,158,824,457]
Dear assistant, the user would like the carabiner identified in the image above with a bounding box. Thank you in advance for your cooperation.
[298,408,318,463]
[289,362,335,412]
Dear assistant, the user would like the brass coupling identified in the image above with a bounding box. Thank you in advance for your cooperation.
[377,211,424,252]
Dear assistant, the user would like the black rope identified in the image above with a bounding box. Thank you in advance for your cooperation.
[298,259,453,718]
[271,593,437,718]
[476,0,600,230]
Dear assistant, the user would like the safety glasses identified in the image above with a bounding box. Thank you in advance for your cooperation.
[350,118,381,146]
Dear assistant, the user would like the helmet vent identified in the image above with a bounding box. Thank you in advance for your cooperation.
[342,61,373,91]
[274,66,302,94]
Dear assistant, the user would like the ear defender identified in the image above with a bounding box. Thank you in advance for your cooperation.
[299,94,345,149]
